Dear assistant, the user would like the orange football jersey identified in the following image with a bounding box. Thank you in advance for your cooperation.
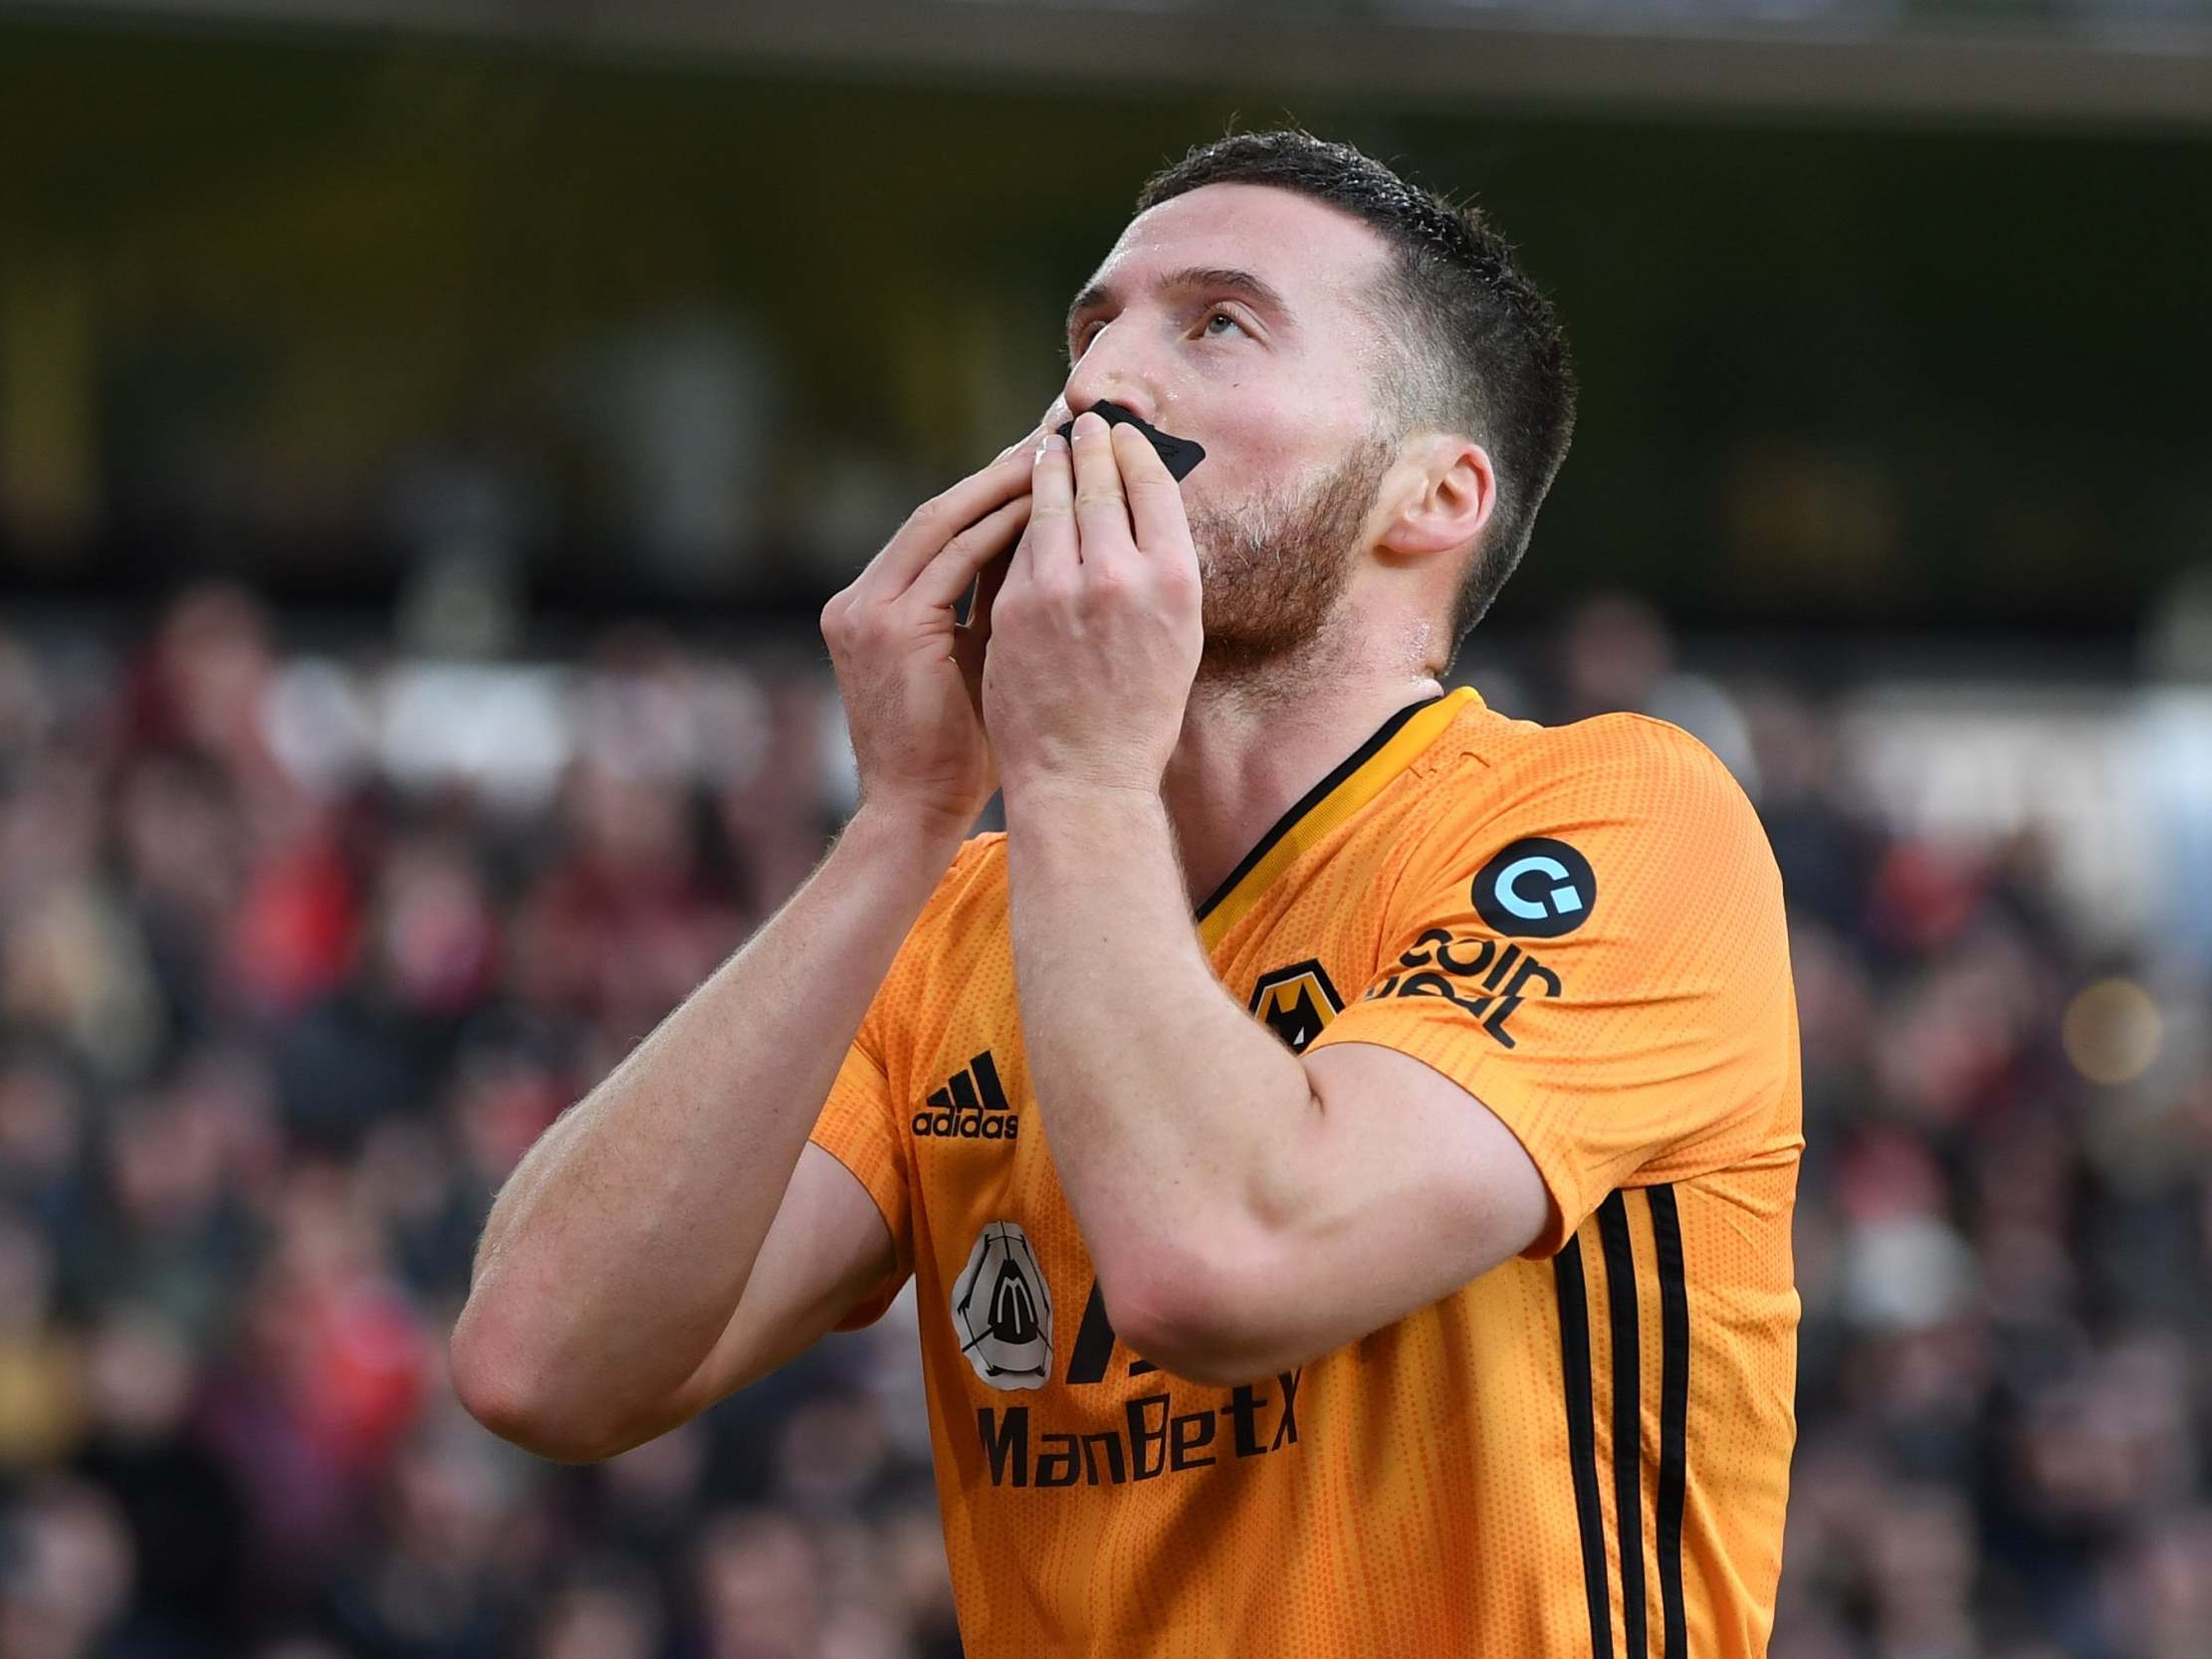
[810,687,1802,1658]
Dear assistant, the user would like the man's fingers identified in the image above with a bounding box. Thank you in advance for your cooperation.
[972,545,1013,631]
[1069,410,1134,563]
[994,425,1048,465]
[862,433,1042,600]
[955,552,1012,694]
[907,493,1031,613]
[1021,432,1080,582]
[1113,422,1191,558]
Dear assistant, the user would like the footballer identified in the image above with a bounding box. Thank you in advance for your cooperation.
[454,130,1802,1658]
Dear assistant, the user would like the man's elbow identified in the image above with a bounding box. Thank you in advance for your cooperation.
[449,1312,629,1465]
[1101,1238,1301,1389]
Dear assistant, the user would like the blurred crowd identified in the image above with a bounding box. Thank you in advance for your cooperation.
[0,584,2206,1659]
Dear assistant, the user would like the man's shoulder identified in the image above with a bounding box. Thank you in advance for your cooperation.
[905,830,1011,950]
[1434,699,1732,778]
[1415,700,1749,821]
[864,833,1013,1050]
[1396,703,1775,912]
[949,829,1009,882]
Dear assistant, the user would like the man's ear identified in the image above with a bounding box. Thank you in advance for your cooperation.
[1377,436,1495,559]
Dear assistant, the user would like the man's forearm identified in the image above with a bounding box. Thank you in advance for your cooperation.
[453,802,963,1440]
[1001,782,1312,1335]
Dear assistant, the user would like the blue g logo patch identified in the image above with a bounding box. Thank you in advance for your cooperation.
[1472,838,1597,939]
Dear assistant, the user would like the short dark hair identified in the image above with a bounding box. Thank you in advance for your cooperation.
[1135,130,1576,651]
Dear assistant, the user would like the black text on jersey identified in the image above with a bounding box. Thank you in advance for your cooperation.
[916,1050,1020,1141]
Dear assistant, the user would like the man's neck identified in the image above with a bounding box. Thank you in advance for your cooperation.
[1162,664,1444,913]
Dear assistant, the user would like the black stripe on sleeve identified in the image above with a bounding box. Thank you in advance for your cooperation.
[1598,1192,1649,1659]
[1649,1183,1691,1659]
[1553,1234,1613,1659]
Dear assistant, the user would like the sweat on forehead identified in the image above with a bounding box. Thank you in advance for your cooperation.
[1081,186,1395,310]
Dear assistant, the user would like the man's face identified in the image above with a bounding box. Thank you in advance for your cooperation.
[1048,183,1403,672]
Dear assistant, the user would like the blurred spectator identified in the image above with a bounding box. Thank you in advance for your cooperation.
[2136,563,2212,981]
[69,1304,249,1655]
[0,585,2209,1657]
[1556,591,1761,792]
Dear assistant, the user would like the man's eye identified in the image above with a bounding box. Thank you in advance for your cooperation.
[1069,311,1244,359]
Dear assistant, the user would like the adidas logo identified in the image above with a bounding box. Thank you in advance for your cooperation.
[915,1051,1019,1141]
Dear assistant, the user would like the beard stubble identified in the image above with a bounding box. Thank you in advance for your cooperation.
[1184,432,1397,687]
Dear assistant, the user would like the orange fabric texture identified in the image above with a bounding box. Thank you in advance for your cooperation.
[810,687,1802,1658]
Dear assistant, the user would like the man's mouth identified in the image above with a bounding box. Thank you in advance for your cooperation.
[1056,401,1208,482]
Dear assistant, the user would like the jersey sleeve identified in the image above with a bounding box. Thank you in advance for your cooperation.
[810,1010,914,1332]
[1302,714,1796,1260]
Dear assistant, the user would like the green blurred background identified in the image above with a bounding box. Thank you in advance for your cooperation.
[3,6,2207,637]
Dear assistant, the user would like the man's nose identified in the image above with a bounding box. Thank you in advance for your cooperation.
[1059,338,1162,430]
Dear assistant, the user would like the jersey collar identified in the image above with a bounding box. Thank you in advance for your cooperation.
[1194,686,1479,950]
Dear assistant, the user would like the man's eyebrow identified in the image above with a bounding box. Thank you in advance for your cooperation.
[1063,266,1294,341]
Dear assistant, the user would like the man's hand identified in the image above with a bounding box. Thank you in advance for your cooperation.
[820,431,1040,830]
[983,411,1203,798]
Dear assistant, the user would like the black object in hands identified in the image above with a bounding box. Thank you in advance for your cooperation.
[1056,401,1207,482]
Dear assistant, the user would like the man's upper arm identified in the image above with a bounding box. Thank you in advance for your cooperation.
[626,970,924,1447]
[650,1143,901,1434]
[1261,1042,1549,1344]
[1164,721,1792,1382]
[600,838,1002,1452]
[1302,715,1796,1260]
